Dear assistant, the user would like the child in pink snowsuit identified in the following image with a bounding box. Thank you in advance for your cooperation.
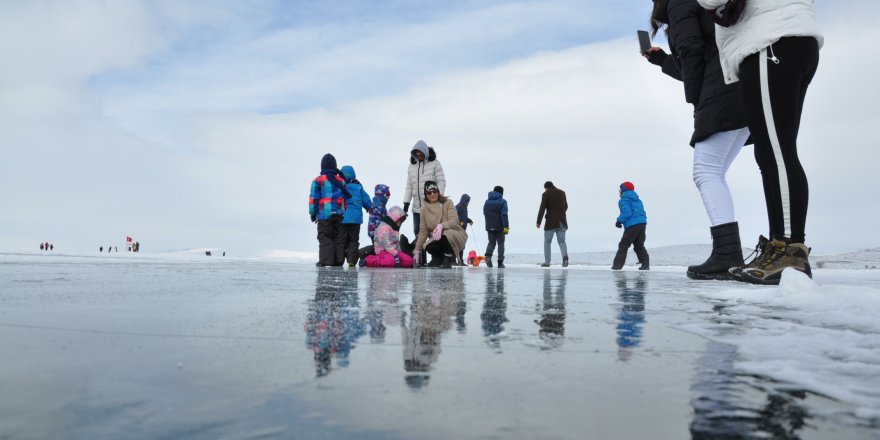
[366,206,414,268]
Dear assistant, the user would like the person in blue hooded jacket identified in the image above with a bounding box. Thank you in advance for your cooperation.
[483,186,509,268]
[612,182,650,270]
[340,165,373,267]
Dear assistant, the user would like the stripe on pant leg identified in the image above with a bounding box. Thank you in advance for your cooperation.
[759,47,792,238]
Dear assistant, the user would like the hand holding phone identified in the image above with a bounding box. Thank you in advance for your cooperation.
[637,30,651,55]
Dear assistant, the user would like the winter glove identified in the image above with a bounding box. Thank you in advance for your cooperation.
[412,251,421,268]
[403,203,410,213]
[431,224,444,241]
[394,255,401,268]
[615,221,623,228]
[468,219,474,225]
[311,214,317,223]
[502,227,509,235]
[646,48,667,66]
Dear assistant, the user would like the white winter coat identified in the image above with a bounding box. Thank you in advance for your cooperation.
[404,144,446,214]
[697,0,823,84]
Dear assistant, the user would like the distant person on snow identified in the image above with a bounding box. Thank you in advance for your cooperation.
[365,206,414,268]
[340,165,373,267]
[455,194,474,264]
[367,184,391,242]
[536,181,569,268]
[50,244,53,251]
[309,153,351,267]
[483,186,509,268]
[612,182,650,271]
[99,246,103,253]
[40,243,44,251]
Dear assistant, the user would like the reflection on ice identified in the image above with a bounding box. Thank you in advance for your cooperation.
[480,271,507,351]
[535,270,567,350]
[615,272,647,362]
[305,269,365,377]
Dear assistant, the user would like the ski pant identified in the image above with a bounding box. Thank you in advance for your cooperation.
[693,127,750,226]
[339,223,361,265]
[739,36,819,244]
[412,213,421,236]
[613,223,649,268]
[485,230,505,261]
[543,227,568,264]
[317,215,345,266]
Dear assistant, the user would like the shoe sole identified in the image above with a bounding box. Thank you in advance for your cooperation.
[686,270,734,281]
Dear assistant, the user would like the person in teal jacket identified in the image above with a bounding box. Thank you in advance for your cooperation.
[612,181,650,270]
[340,165,373,267]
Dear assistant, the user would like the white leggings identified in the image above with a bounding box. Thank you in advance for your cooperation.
[692,127,751,226]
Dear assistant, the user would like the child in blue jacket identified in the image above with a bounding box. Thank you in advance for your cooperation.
[612,181,649,270]
[340,165,373,267]
[483,186,509,268]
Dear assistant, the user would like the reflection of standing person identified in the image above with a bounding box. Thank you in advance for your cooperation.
[304,269,365,377]
[401,292,454,388]
[614,272,647,362]
[403,140,446,238]
[340,165,373,267]
[537,270,567,349]
[536,181,569,268]
[309,153,350,266]
[612,182,650,270]
[483,186,509,268]
[481,272,507,351]
[696,0,822,284]
[644,0,751,280]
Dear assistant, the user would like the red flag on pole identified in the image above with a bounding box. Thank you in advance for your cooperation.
[126,236,133,243]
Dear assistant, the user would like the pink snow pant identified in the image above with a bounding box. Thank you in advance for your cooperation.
[365,251,413,268]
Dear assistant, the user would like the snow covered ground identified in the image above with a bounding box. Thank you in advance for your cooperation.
[0,247,878,439]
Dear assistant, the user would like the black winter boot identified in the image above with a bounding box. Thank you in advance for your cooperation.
[497,257,505,269]
[687,222,744,280]
[485,254,493,268]
[441,253,454,269]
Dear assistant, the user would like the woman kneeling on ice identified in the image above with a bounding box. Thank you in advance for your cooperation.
[413,181,468,268]
[366,206,414,268]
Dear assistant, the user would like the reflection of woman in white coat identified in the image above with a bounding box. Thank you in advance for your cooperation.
[403,140,446,236]
[697,0,822,285]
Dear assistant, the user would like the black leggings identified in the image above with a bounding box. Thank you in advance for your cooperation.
[425,236,454,259]
[738,37,819,244]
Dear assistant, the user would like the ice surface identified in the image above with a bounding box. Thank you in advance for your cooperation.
[1,249,878,439]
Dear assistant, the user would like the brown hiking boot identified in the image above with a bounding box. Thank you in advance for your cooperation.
[729,235,770,277]
[734,241,812,285]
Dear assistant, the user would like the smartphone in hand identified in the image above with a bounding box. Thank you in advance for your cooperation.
[637,30,651,55]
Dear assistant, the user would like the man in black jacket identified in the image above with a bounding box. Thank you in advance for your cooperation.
[536,181,569,267]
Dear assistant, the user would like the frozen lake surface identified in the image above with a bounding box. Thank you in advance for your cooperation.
[1,251,879,439]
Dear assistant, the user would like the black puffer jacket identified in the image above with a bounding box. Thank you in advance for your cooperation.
[657,0,749,146]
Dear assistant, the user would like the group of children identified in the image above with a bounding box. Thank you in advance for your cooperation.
[309,153,509,268]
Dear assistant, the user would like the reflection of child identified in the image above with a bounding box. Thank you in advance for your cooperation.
[366,206,414,268]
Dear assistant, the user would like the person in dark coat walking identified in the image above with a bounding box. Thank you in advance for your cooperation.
[536,181,568,267]
[645,0,750,280]
[455,194,473,265]
[483,186,509,268]
[612,182,650,270]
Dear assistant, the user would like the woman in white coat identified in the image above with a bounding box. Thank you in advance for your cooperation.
[697,0,822,285]
[403,140,446,237]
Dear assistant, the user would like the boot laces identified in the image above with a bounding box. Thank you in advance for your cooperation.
[757,242,787,270]
[742,238,769,268]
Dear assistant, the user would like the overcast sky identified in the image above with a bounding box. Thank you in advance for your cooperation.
[1,0,877,256]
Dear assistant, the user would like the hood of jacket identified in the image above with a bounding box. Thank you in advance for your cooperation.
[374,184,390,200]
[340,165,356,182]
[487,191,503,201]
[621,190,641,202]
[387,206,406,223]
[410,141,438,164]
[458,194,470,206]
[320,153,337,170]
